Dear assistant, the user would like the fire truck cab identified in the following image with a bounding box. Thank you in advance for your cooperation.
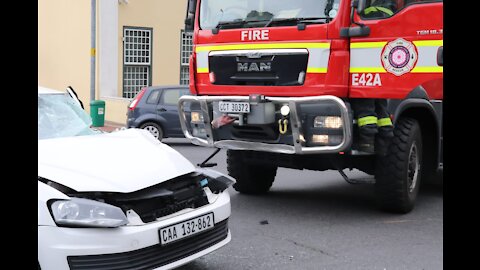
[179,0,443,213]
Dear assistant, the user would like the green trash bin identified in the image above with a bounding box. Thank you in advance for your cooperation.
[90,100,105,127]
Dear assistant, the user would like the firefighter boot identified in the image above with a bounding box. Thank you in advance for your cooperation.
[355,122,378,153]
[375,127,394,156]
[357,133,375,153]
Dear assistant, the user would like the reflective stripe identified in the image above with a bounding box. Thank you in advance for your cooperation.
[350,42,387,49]
[413,40,443,47]
[195,42,330,74]
[350,40,443,74]
[307,48,330,73]
[197,67,209,73]
[415,46,439,67]
[411,66,443,73]
[350,47,384,71]
[196,51,209,73]
[350,67,386,73]
[358,116,378,127]
[377,117,393,127]
[307,67,328,73]
[196,42,330,52]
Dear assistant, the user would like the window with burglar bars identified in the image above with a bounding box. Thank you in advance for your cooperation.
[123,27,152,98]
[180,30,193,85]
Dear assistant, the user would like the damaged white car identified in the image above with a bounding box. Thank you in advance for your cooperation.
[38,86,234,270]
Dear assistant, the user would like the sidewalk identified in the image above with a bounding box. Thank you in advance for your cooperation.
[94,121,126,133]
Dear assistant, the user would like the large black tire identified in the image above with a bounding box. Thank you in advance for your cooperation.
[227,150,277,194]
[140,122,164,141]
[375,118,422,213]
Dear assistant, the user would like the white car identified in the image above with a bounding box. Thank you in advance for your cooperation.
[38,86,234,270]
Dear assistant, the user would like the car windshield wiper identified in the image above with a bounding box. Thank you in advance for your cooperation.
[264,17,331,27]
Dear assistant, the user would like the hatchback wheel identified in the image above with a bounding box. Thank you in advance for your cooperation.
[140,122,164,141]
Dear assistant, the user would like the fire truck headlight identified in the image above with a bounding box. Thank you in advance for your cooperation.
[191,111,204,124]
[190,111,207,139]
[313,116,342,129]
[311,134,343,146]
[192,127,207,138]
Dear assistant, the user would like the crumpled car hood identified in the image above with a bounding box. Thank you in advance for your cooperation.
[38,129,196,193]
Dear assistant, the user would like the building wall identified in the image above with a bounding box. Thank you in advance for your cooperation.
[38,0,92,111]
[104,0,187,124]
[39,0,187,125]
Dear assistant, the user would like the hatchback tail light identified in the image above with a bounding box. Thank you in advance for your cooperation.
[128,88,147,111]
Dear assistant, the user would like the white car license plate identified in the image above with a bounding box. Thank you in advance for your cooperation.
[159,213,214,245]
[219,101,250,113]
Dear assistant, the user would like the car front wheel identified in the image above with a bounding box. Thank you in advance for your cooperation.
[140,122,164,141]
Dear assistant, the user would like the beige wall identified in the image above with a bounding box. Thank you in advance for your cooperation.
[106,0,186,124]
[39,0,187,124]
[118,0,187,92]
[38,0,92,112]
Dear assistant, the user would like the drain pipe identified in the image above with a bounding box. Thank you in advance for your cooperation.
[90,0,96,101]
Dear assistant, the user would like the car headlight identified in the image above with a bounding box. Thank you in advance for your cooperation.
[50,197,128,228]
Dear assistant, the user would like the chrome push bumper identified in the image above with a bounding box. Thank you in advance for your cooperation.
[178,95,352,155]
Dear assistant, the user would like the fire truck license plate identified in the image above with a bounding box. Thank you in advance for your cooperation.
[159,213,214,245]
[219,101,250,113]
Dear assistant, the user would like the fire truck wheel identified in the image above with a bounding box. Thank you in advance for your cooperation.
[227,150,277,194]
[375,117,422,213]
[140,122,164,141]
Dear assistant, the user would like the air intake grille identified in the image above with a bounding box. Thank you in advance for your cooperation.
[67,219,229,270]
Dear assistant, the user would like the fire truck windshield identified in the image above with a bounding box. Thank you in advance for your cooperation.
[200,0,341,30]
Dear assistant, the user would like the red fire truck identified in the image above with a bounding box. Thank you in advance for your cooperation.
[178,0,443,213]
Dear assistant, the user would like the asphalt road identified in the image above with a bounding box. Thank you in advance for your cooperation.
[164,139,443,270]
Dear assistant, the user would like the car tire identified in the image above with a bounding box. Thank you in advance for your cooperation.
[375,117,422,213]
[227,150,277,194]
[140,122,164,141]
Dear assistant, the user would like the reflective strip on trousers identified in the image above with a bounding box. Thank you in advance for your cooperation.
[358,116,378,127]
[377,117,393,127]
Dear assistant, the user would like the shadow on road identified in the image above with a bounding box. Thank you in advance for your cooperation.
[228,178,443,220]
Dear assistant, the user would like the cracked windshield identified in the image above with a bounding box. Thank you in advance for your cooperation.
[200,0,341,30]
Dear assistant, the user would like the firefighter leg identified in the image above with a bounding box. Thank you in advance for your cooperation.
[375,99,394,156]
[352,99,378,153]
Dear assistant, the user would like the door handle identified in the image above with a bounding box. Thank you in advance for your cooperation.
[157,108,167,112]
[437,46,443,66]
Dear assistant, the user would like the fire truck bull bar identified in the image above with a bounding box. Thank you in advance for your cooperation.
[178,95,353,155]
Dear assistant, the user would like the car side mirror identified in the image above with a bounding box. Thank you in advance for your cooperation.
[185,0,197,31]
[340,0,370,38]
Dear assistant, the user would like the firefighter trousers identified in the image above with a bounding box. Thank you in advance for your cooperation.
[351,98,394,139]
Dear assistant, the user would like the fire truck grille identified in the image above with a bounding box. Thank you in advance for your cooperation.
[209,54,308,86]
